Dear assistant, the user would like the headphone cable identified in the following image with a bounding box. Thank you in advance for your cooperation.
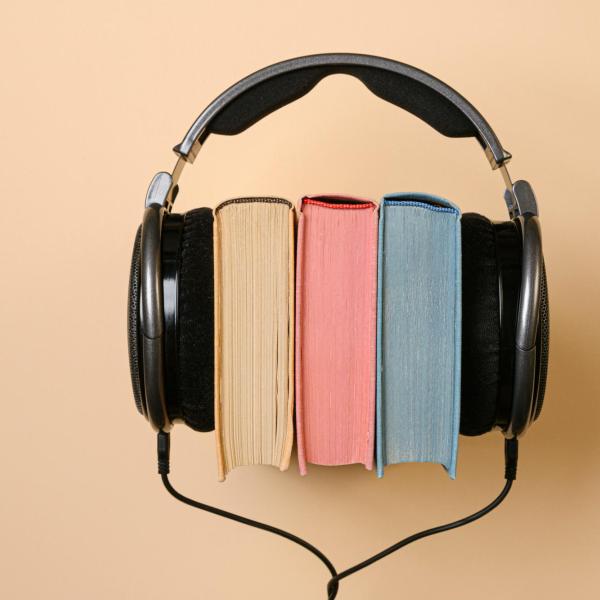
[157,432,518,600]
[326,437,518,598]
[157,431,339,588]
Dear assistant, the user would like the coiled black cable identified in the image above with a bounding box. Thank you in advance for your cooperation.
[157,431,518,600]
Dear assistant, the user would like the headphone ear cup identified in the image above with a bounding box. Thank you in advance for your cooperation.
[175,208,215,432]
[460,213,501,436]
[533,261,549,420]
[127,225,146,416]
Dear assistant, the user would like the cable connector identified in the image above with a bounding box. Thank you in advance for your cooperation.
[157,431,171,475]
[504,437,519,481]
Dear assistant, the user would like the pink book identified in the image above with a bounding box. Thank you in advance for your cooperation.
[295,195,379,475]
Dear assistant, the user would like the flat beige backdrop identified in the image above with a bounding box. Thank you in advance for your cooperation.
[1,1,598,598]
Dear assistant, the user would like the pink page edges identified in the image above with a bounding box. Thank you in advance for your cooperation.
[295,195,379,475]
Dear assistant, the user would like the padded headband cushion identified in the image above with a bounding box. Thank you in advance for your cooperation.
[209,66,476,139]
[460,213,501,436]
[176,208,215,432]
[127,225,144,415]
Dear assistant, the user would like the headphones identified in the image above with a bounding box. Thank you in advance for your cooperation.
[127,53,549,598]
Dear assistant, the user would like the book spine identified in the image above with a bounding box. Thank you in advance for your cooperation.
[279,208,296,472]
[213,211,226,482]
[295,210,307,474]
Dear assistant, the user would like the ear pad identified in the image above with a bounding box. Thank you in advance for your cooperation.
[173,208,215,431]
[127,225,146,416]
[460,213,501,436]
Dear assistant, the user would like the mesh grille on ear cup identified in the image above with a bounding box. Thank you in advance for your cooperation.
[127,225,144,415]
[534,262,550,420]
[460,213,501,436]
[176,208,215,432]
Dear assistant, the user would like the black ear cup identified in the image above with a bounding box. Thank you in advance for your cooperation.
[174,208,215,431]
[533,263,549,420]
[127,225,146,416]
[129,209,215,432]
[460,213,502,436]
[460,213,525,436]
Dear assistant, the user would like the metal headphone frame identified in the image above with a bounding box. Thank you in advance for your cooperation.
[138,52,543,439]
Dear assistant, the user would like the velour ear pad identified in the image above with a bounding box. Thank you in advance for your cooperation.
[175,208,215,431]
[127,225,145,415]
[460,213,501,436]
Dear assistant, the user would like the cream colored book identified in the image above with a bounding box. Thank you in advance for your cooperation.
[214,198,295,481]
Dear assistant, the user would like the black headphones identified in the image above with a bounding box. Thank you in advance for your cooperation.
[128,53,549,598]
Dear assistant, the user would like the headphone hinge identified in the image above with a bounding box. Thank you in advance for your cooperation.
[144,171,176,213]
[500,165,539,218]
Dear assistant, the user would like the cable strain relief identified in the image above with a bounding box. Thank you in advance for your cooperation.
[504,437,519,481]
[327,578,339,599]
[157,430,171,475]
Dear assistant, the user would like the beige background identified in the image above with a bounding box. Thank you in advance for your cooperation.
[2,1,599,598]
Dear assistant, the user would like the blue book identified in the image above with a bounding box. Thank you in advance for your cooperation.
[376,193,461,478]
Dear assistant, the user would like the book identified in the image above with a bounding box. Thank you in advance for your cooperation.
[376,193,461,478]
[213,198,295,481]
[295,195,379,474]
